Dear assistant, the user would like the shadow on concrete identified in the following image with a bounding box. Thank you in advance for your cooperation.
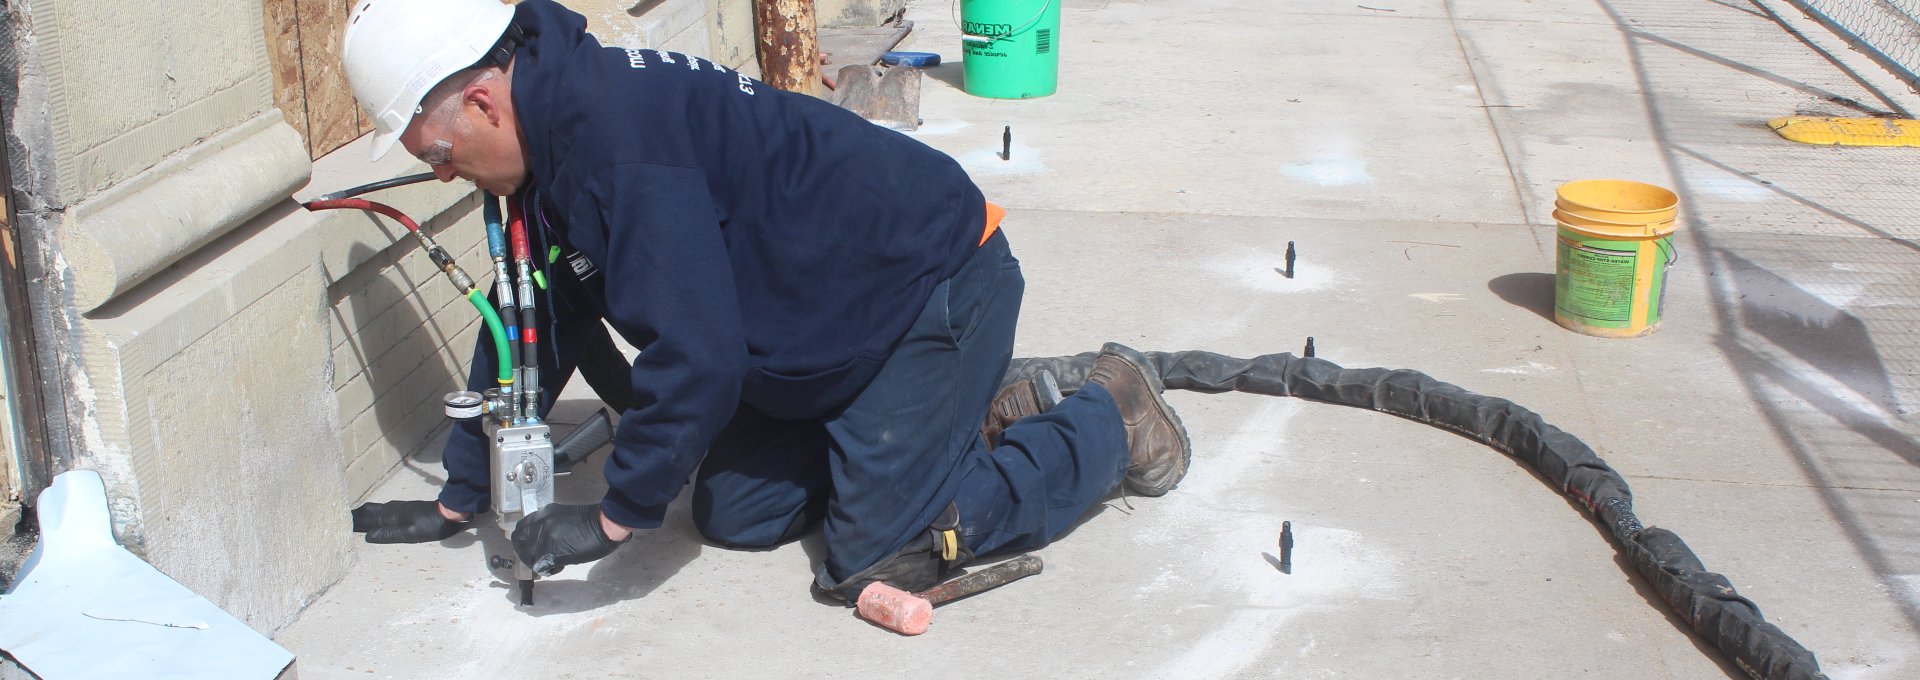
[1723,251,1898,409]
[1487,272,1556,323]
[458,418,706,614]
[507,521,705,616]
[923,61,965,92]
[1592,0,1920,642]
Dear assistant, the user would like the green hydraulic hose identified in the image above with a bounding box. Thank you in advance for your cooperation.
[468,290,514,385]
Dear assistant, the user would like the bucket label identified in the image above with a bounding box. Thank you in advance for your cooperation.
[1555,236,1638,324]
[964,21,1015,38]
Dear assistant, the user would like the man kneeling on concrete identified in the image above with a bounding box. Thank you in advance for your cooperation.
[338,0,1191,601]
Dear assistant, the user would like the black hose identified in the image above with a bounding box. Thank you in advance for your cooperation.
[1006,350,1827,680]
[310,172,438,202]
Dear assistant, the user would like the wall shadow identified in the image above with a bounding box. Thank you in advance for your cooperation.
[1591,0,1920,643]
[327,196,481,494]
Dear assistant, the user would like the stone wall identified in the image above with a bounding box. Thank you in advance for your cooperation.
[0,0,776,638]
[3,0,360,634]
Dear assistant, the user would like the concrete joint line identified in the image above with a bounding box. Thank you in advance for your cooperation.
[1440,0,1534,235]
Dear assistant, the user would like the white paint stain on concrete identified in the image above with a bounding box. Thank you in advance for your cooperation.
[1134,401,1403,678]
[1281,136,1373,187]
[959,141,1046,176]
[1688,169,1774,203]
[1205,253,1338,294]
[1483,360,1557,375]
[1820,627,1916,680]
[1137,566,1188,595]
[1410,292,1467,303]
[1154,522,1399,677]
[389,575,610,680]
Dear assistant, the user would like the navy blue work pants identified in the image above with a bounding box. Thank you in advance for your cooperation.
[692,230,1130,584]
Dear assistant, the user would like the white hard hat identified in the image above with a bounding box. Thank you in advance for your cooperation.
[341,0,518,160]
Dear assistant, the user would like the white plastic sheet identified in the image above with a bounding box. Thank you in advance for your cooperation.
[0,471,293,679]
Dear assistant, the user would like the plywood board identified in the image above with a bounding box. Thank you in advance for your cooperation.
[297,0,359,158]
[262,0,309,149]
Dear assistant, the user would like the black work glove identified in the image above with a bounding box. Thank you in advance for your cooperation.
[511,503,628,577]
[351,500,469,544]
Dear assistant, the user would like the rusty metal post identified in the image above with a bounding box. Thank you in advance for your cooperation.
[752,0,822,97]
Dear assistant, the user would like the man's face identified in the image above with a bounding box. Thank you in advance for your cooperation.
[397,83,526,196]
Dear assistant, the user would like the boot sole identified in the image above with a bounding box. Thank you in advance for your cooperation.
[1101,342,1192,497]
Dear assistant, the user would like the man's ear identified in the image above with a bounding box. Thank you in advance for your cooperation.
[467,82,504,127]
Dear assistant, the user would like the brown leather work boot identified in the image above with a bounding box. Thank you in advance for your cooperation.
[1086,342,1191,496]
[980,370,1062,448]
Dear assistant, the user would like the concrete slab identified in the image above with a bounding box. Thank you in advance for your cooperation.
[277,0,1920,677]
[1450,14,1674,223]
[895,0,1523,223]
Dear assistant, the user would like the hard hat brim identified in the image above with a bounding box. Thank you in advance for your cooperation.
[368,127,403,162]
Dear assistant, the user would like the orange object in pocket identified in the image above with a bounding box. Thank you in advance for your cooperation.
[981,202,1005,246]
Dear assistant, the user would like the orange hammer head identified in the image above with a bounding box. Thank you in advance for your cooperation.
[856,582,933,635]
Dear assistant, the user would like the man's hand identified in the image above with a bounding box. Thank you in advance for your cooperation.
[511,503,630,577]
[350,500,470,544]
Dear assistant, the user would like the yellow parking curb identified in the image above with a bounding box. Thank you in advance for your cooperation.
[1767,116,1920,147]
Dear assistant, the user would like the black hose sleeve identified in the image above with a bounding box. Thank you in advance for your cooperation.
[1630,528,1823,680]
[1005,349,1825,680]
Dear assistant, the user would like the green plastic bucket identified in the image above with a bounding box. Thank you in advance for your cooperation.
[960,0,1060,99]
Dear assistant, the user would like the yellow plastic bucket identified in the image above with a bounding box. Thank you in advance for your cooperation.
[1551,180,1680,338]
[1550,209,1675,238]
[1555,179,1679,225]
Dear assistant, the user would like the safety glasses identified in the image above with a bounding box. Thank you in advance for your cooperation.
[408,71,491,167]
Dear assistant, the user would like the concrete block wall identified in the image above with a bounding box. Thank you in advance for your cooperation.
[329,198,488,502]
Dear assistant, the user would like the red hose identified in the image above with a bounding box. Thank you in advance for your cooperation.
[302,198,423,233]
[506,197,531,262]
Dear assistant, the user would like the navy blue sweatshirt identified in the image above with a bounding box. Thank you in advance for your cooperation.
[440,0,988,529]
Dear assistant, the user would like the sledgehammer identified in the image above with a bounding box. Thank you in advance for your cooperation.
[856,554,1045,635]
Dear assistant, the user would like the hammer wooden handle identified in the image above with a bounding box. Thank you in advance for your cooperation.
[917,553,1044,606]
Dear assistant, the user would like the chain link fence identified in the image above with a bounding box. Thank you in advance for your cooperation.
[1784,0,1920,93]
